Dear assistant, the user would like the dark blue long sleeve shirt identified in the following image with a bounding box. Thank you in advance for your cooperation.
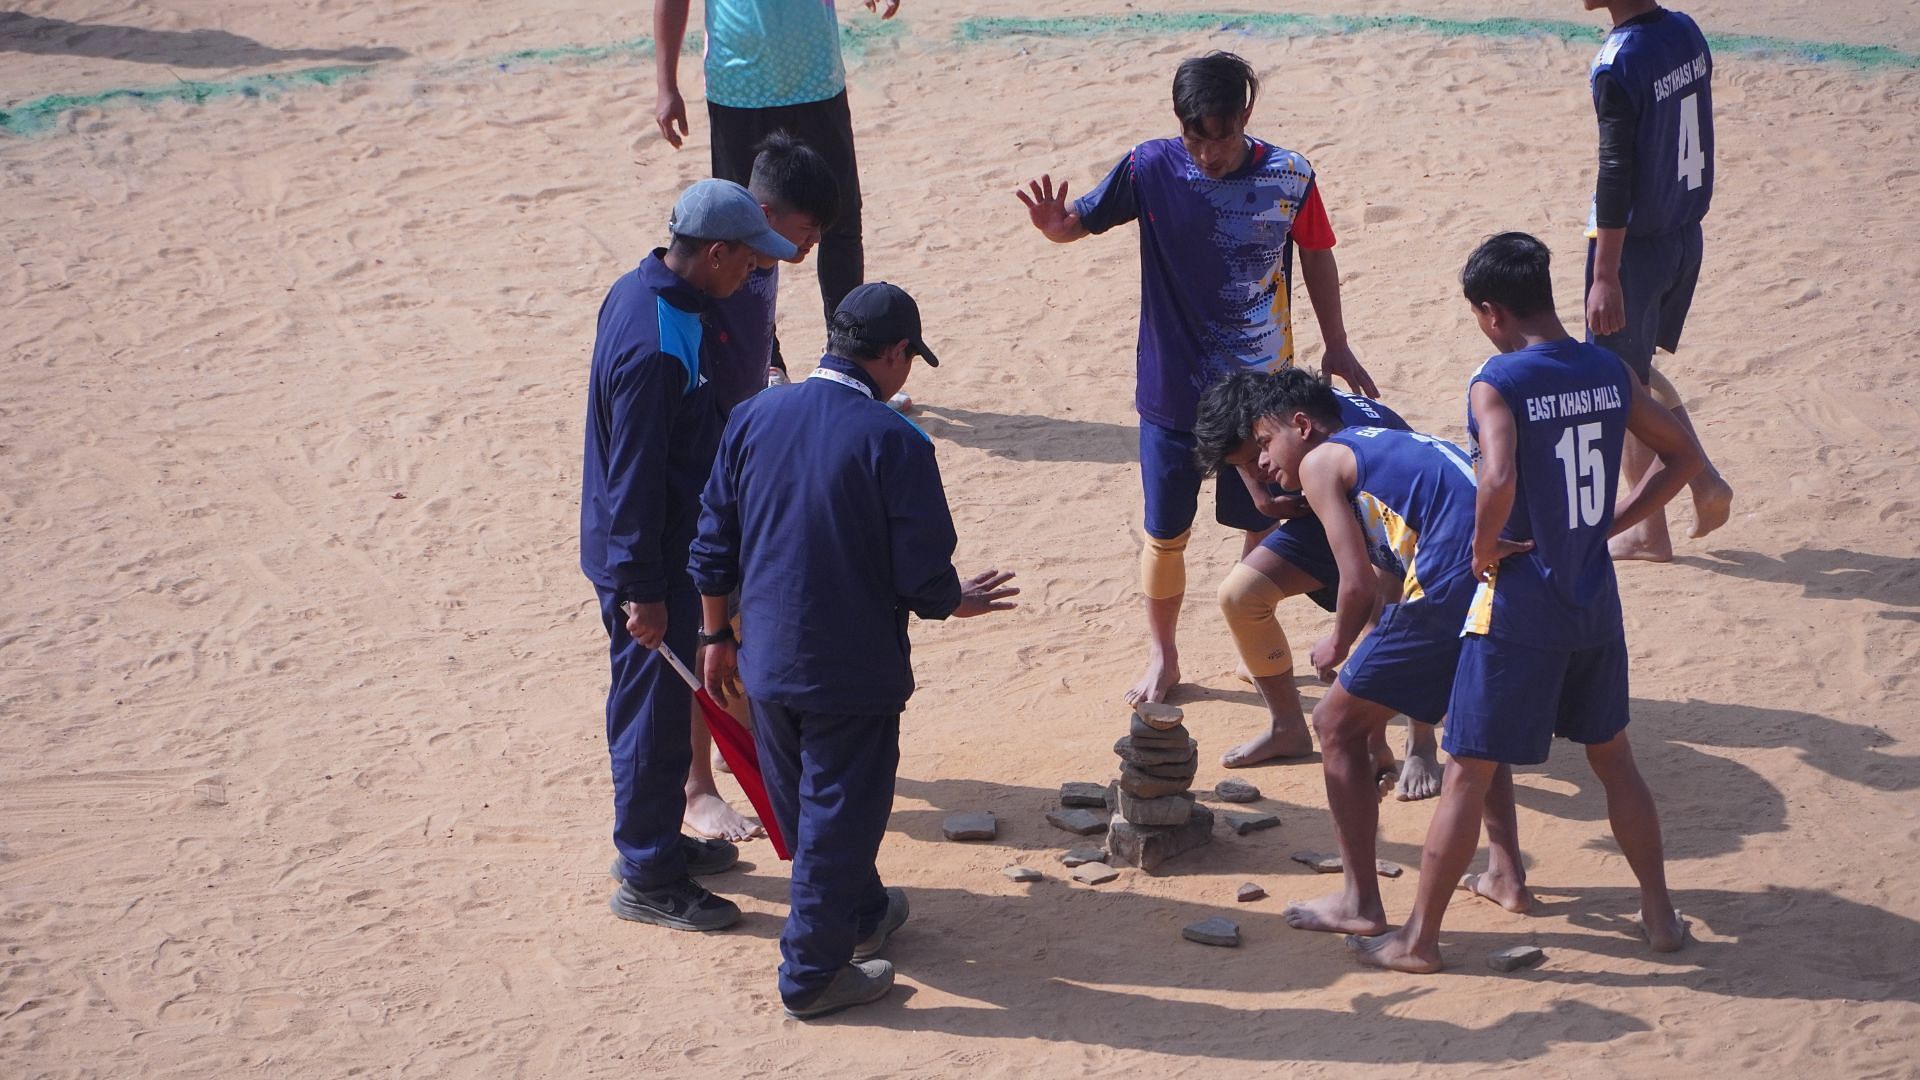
[690,355,964,715]
[580,251,722,604]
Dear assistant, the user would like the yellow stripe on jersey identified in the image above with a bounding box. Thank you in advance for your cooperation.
[1265,264,1296,369]
[1354,492,1422,599]
[1464,566,1497,635]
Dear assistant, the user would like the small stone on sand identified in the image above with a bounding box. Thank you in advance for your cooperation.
[1486,945,1546,973]
[1225,811,1281,836]
[1003,865,1043,883]
[1290,851,1344,873]
[1059,847,1105,867]
[1046,807,1109,836]
[1182,917,1240,947]
[1236,882,1266,903]
[1374,859,1405,879]
[1214,778,1261,803]
[1059,781,1109,808]
[1132,701,1186,730]
[943,811,997,841]
[1071,862,1119,885]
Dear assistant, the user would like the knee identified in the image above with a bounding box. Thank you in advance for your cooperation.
[1140,529,1191,600]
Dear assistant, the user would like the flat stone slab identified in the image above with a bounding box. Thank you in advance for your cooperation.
[1132,701,1186,730]
[1116,789,1196,827]
[1059,781,1109,809]
[1107,804,1214,874]
[1059,847,1105,867]
[1214,778,1262,803]
[1134,755,1201,781]
[1236,882,1267,903]
[1486,945,1547,973]
[1116,768,1191,799]
[1182,917,1240,947]
[1071,861,1119,885]
[1046,807,1109,836]
[1113,736,1201,767]
[1003,865,1043,883]
[943,811,997,841]
[1225,811,1281,836]
[1289,851,1403,877]
[1127,715,1192,747]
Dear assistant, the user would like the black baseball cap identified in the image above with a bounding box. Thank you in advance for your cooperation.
[833,282,939,366]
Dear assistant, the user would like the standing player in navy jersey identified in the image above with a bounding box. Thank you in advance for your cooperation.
[1353,233,1700,974]
[1232,376,1491,936]
[1192,370,1446,802]
[1015,51,1377,706]
[1583,1,1734,561]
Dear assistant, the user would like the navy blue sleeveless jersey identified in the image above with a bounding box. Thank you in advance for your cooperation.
[1326,426,1479,607]
[1464,340,1636,649]
[1334,389,1407,432]
[1589,8,1714,237]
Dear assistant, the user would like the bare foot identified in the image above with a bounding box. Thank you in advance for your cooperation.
[1688,476,1733,539]
[1637,905,1689,953]
[684,790,764,842]
[1609,528,1673,563]
[1457,871,1534,914]
[1347,928,1442,974]
[1125,653,1180,705]
[1395,745,1444,802]
[1283,892,1388,936]
[1221,727,1314,768]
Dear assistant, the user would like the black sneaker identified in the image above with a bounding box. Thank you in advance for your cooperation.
[783,960,895,1020]
[609,877,740,932]
[608,836,739,884]
[851,887,909,961]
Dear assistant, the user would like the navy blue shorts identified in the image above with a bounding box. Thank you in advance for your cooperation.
[1586,222,1703,384]
[1337,580,1474,726]
[1259,513,1339,611]
[1140,418,1272,538]
[1444,633,1631,766]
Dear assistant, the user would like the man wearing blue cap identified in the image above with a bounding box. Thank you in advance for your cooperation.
[690,282,1019,1018]
[582,178,796,932]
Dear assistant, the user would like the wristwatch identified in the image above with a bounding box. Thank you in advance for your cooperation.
[697,625,736,647]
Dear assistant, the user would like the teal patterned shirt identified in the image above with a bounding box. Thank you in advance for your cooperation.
[705,0,846,109]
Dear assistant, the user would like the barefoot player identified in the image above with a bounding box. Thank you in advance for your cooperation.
[1354,232,1699,973]
[1016,51,1376,706]
[1582,0,1733,559]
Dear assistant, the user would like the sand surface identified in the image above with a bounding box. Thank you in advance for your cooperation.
[5,1,1920,1076]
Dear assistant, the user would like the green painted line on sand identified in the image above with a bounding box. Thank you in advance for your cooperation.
[1,63,378,137]
[953,12,1920,71]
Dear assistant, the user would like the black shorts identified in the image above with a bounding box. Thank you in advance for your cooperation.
[1585,221,1703,383]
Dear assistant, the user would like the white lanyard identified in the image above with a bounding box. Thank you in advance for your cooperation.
[807,367,874,399]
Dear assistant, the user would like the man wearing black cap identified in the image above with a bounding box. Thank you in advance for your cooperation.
[689,282,1019,1019]
[582,178,795,934]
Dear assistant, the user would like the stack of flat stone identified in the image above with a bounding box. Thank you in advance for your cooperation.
[1106,703,1213,873]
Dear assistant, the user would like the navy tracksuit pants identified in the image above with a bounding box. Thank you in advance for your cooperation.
[752,700,899,1004]
[597,583,698,890]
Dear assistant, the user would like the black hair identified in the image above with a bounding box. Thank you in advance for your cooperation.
[1192,367,1341,476]
[1173,52,1258,134]
[826,311,884,362]
[747,131,840,231]
[1461,231,1556,317]
[667,233,730,258]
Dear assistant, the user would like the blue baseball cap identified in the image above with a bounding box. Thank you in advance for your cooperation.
[668,178,798,260]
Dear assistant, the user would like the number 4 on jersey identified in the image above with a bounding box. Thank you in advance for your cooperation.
[1677,92,1706,191]
[1554,423,1606,529]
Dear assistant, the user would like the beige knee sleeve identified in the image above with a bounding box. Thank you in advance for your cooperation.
[1218,562,1294,678]
[1139,529,1191,601]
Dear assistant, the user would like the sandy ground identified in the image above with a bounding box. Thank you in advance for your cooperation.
[4,1,1920,1076]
